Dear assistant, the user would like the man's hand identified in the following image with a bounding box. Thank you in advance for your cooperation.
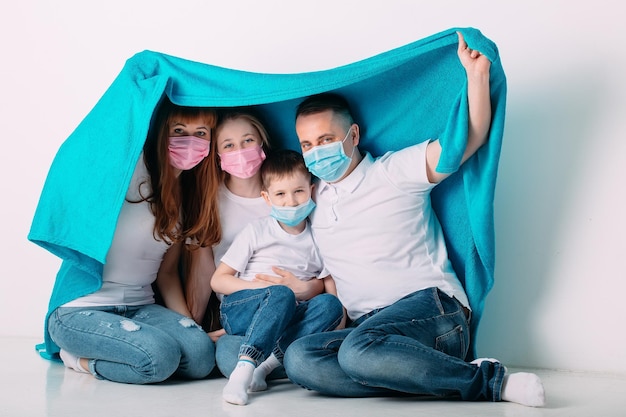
[457,31,491,77]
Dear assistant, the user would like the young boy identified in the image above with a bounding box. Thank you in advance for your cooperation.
[211,149,344,406]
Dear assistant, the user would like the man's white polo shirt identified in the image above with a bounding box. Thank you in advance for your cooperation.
[309,141,469,321]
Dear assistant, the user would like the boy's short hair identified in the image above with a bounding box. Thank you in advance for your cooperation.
[261,149,311,190]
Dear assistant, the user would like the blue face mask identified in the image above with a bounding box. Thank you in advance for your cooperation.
[270,198,316,227]
[302,128,354,183]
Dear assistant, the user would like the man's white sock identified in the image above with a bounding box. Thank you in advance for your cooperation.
[501,372,546,407]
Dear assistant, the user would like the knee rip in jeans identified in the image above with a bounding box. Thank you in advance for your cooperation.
[178,317,198,328]
[120,320,141,332]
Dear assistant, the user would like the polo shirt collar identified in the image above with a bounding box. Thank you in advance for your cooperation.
[317,152,373,195]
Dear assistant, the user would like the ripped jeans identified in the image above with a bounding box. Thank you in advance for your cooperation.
[48,304,215,384]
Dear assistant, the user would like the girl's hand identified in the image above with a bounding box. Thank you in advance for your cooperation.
[207,328,226,342]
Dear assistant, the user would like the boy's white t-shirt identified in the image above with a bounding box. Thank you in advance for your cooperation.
[218,216,324,300]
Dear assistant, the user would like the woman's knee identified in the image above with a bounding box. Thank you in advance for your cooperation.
[127,341,182,383]
[177,327,216,379]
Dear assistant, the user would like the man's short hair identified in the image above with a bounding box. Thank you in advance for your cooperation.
[295,92,354,124]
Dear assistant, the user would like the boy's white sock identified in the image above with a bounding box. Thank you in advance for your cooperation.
[223,360,255,406]
[249,353,281,392]
[59,349,89,374]
[501,372,546,407]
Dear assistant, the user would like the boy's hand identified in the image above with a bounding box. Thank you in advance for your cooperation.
[255,266,324,301]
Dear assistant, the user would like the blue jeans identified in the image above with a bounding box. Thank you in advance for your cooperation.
[48,304,215,384]
[219,285,343,368]
[283,287,505,401]
[215,335,287,379]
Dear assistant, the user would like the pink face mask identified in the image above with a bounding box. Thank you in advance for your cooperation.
[168,136,210,170]
[219,145,266,179]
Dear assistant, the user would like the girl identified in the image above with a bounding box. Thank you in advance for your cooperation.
[186,110,326,330]
[47,98,221,384]
[184,110,327,372]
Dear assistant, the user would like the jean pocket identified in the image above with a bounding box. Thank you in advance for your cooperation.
[434,324,466,359]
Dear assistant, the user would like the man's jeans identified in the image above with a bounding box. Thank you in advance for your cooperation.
[283,287,505,401]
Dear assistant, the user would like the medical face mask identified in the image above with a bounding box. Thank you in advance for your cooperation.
[219,145,266,179]
[168,136,210,170]
[270,198,316,227]
[302,128,354,183]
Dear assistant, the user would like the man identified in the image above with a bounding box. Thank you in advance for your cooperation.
[282,32,545,407]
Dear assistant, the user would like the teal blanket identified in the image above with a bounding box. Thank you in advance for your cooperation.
[29,27,506,359]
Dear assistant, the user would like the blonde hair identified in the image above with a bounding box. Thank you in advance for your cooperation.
[212,109,272,182]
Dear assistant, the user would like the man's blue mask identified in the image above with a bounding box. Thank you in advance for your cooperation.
[302,128,354,183]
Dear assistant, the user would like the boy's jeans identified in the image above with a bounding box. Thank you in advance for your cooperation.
[219,285,343,369]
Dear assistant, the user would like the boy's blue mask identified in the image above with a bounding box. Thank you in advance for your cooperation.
[270,198,316,227]
[302,128,354,183]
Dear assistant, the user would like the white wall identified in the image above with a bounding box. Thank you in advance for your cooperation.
[2,0,624,375]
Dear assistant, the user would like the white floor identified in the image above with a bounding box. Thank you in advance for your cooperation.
[3,337,626,417]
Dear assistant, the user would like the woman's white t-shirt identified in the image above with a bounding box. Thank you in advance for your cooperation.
[63,157,170,307]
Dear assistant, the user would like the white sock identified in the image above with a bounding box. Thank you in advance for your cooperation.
[501,372,546,407]
[249,353,281,392]
[59,349,88,374]
[223,360,255,405]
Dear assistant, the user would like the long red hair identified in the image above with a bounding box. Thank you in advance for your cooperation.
[141,98,221,247]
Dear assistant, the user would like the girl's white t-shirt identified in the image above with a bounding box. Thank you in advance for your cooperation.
[212,183,271,267]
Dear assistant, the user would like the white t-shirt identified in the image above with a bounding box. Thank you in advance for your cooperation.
[64,156,170,307]
[218,216,324,300]
[213,183,271,267]
[309,141,469,320]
